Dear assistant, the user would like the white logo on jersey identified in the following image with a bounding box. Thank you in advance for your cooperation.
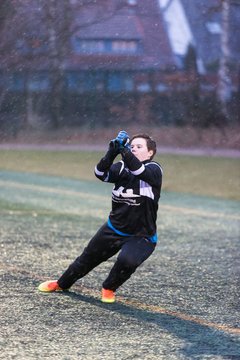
[112,186,140,206]
[112,186,140,198]
[139,180,154,200]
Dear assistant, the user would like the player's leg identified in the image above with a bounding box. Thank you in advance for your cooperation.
[38,223,122,292]
[101,237,156,302]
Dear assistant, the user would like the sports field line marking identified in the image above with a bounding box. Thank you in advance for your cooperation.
[1,180,239,220]
[72,284,240,335]
[1,263,240,336]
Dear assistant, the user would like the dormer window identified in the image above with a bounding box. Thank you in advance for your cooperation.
[127,0,137,5]
[206,22,222,35]
[74,39,105,53]
[112,40,139,53]
[72,38,140,54]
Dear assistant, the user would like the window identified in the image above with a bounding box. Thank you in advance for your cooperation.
[66,72,105,92]
[67,71,134,93]
[125,77,134,91]
[72,39,105,54]
[107,73,134,92]
[206,22,222,35]
[156,83,168,93]
[67,72,84,92]
[136,83,151,92]
[28,73,49,91]
[111,40,139,53]
[72,38,140,54]
[127,0,137,5]
[5,73,25,91]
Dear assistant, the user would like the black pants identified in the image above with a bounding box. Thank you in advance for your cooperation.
[57,223,156,291]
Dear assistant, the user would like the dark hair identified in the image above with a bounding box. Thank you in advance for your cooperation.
[130,134,157,160]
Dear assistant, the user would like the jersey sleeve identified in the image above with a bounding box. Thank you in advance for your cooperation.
[141,162,163,187]
[94,145,120,181]
[95,160,125,183]
[121,149,163,187]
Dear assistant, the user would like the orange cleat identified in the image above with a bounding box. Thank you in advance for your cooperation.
[101,288,115,303]
[38,280,62,293]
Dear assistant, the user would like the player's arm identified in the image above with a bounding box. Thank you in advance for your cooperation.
[95,131,133,182]
[121,148,162,187]
[94,140,119,181]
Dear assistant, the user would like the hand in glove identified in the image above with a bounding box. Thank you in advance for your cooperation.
[115,130,130,151]
[108,138,120,155]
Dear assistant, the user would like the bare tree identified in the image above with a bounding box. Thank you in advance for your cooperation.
[217,0,232,120]
[206,0,239,122]
[0,0,14,31]
[41,0,126,127]
[0,0,125,128]
[40,0,72,128]
[0,0,15,109]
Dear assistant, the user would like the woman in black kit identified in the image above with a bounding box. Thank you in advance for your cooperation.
[38,131,163,303]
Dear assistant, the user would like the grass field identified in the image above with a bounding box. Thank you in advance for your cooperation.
[0,149,240,359]
[1,149,240,200]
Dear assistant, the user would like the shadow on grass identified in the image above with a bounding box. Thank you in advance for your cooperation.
[63,290,240,358]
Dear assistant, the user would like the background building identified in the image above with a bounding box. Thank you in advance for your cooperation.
[0,0,239,132]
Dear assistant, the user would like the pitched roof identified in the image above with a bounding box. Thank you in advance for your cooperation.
[69,0,176,71]
[75,14,142,40]
[0,0,176,72]
[180,0,240,66]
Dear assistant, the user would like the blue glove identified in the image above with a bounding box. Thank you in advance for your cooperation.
[115,130,130,150]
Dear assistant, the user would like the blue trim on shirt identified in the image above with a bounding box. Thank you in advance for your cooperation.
[107,218,158,243]
[149,233,158,243]
[107,218,132,237]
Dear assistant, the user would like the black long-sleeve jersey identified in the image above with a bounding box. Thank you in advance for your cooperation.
[94,147,163,242]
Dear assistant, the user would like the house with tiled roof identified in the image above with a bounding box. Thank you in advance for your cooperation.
[181,0,240,68]
[160,0,240,92]
[0,0,239,129]
[1,0,239,92]
[0,0,184,95]
[65,0,180,94]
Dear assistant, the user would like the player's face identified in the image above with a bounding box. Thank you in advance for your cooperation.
[130,137,153,162]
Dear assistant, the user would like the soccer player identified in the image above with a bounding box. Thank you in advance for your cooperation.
[38,131,163,303]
